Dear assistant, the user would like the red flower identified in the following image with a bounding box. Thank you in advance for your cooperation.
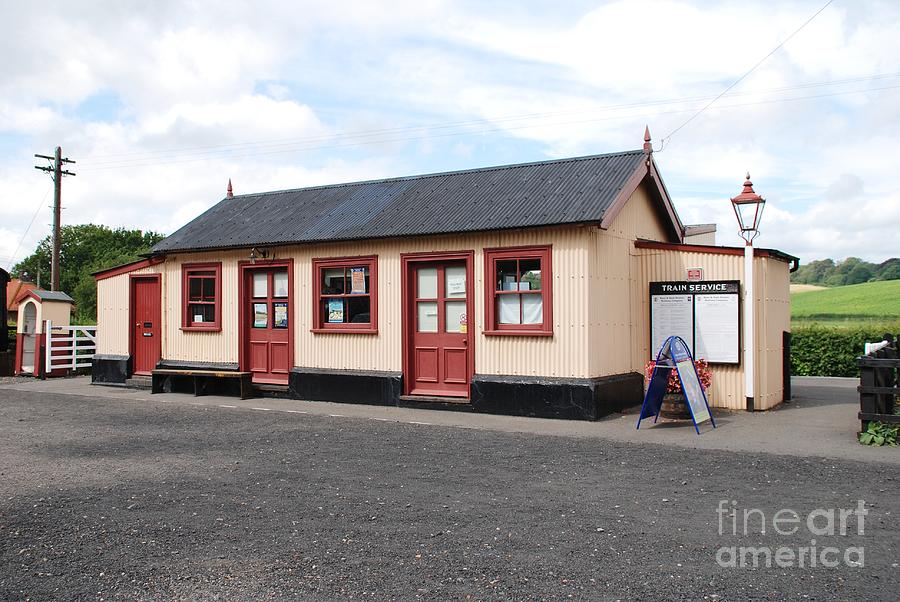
[644,358,713,394]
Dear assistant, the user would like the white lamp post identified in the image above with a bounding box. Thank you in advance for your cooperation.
[730,173,766,411]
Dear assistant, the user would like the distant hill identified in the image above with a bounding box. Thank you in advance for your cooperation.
[791,280,900,322]
[791,257,900,286]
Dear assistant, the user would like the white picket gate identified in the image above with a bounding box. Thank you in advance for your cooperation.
[45,320,97,372]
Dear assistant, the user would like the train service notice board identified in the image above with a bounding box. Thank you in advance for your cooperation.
[650,280,740,364]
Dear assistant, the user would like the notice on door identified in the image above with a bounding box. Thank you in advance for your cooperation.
[649,280,740,364]
[273,302,288,329]
[447,274,466,296]
[253,303,268,328]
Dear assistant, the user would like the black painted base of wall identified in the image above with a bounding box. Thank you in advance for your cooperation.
[91,355,131,385]
[290,367,401,406]
[471,372,644,421]
[286,367,641,422]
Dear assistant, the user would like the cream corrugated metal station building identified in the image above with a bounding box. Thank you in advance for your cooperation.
[92,138,797,420]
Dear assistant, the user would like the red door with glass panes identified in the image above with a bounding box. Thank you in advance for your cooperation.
[406,258,473,398]
[242,264,292,385]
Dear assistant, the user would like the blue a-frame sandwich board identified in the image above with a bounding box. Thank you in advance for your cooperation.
[636,335,716,435]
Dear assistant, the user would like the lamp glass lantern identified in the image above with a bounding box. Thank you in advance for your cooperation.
[730,180,766,244]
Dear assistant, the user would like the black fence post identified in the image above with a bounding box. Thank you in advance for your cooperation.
[859,362,875,433]
[857,333,900,433]
[783,331,791,401]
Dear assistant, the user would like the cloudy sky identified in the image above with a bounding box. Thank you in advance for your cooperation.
[2,0,899,270]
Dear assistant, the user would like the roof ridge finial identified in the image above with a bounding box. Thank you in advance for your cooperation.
[643,125,652,154]
[227,178,233,199]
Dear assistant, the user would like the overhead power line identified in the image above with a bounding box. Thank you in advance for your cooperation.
[660,0,836,148]
[6,184,52,271]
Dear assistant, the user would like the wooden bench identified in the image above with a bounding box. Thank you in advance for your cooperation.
[151,369,254,400]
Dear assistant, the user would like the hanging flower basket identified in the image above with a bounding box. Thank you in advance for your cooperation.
[644,358,713,419]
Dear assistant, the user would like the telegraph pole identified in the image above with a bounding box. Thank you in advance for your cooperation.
[34,147,75,291]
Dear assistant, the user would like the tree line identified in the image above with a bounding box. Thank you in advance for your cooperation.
[791,257,900,286]
[11,224,164,323]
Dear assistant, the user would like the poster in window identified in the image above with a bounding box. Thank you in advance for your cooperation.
[253,303,268,328]
[350,267,367,294]
[328,299,344,323]
[273,302,288,329]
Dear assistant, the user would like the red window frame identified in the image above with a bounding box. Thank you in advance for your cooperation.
[312,255,378,334]
[484,245,552,336]
[181,262,222,331]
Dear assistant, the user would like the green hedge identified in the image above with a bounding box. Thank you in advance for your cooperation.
[791,325,898,377]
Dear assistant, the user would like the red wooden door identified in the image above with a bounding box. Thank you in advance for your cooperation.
[408,260,472,397]
[131,276,161,375]
[244,267,291,384]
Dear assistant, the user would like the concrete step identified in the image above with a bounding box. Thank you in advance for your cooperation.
[398,395,474,412]
[254,383,292,399]
[125,376,152,390]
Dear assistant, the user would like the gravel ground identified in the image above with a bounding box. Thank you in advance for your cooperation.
[0,389,897,600]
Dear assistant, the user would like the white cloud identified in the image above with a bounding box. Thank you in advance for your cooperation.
[1,0,900,272]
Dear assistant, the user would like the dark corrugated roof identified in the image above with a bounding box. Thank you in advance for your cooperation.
[153,150,648,253]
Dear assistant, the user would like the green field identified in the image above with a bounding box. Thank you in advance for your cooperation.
[791,279,900,327]
[790,280,899,376]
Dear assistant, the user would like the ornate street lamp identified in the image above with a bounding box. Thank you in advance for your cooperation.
[731,173,766,244]
[731,173,765,411]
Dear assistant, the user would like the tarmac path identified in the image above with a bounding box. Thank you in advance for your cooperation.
[0,385,897,600]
